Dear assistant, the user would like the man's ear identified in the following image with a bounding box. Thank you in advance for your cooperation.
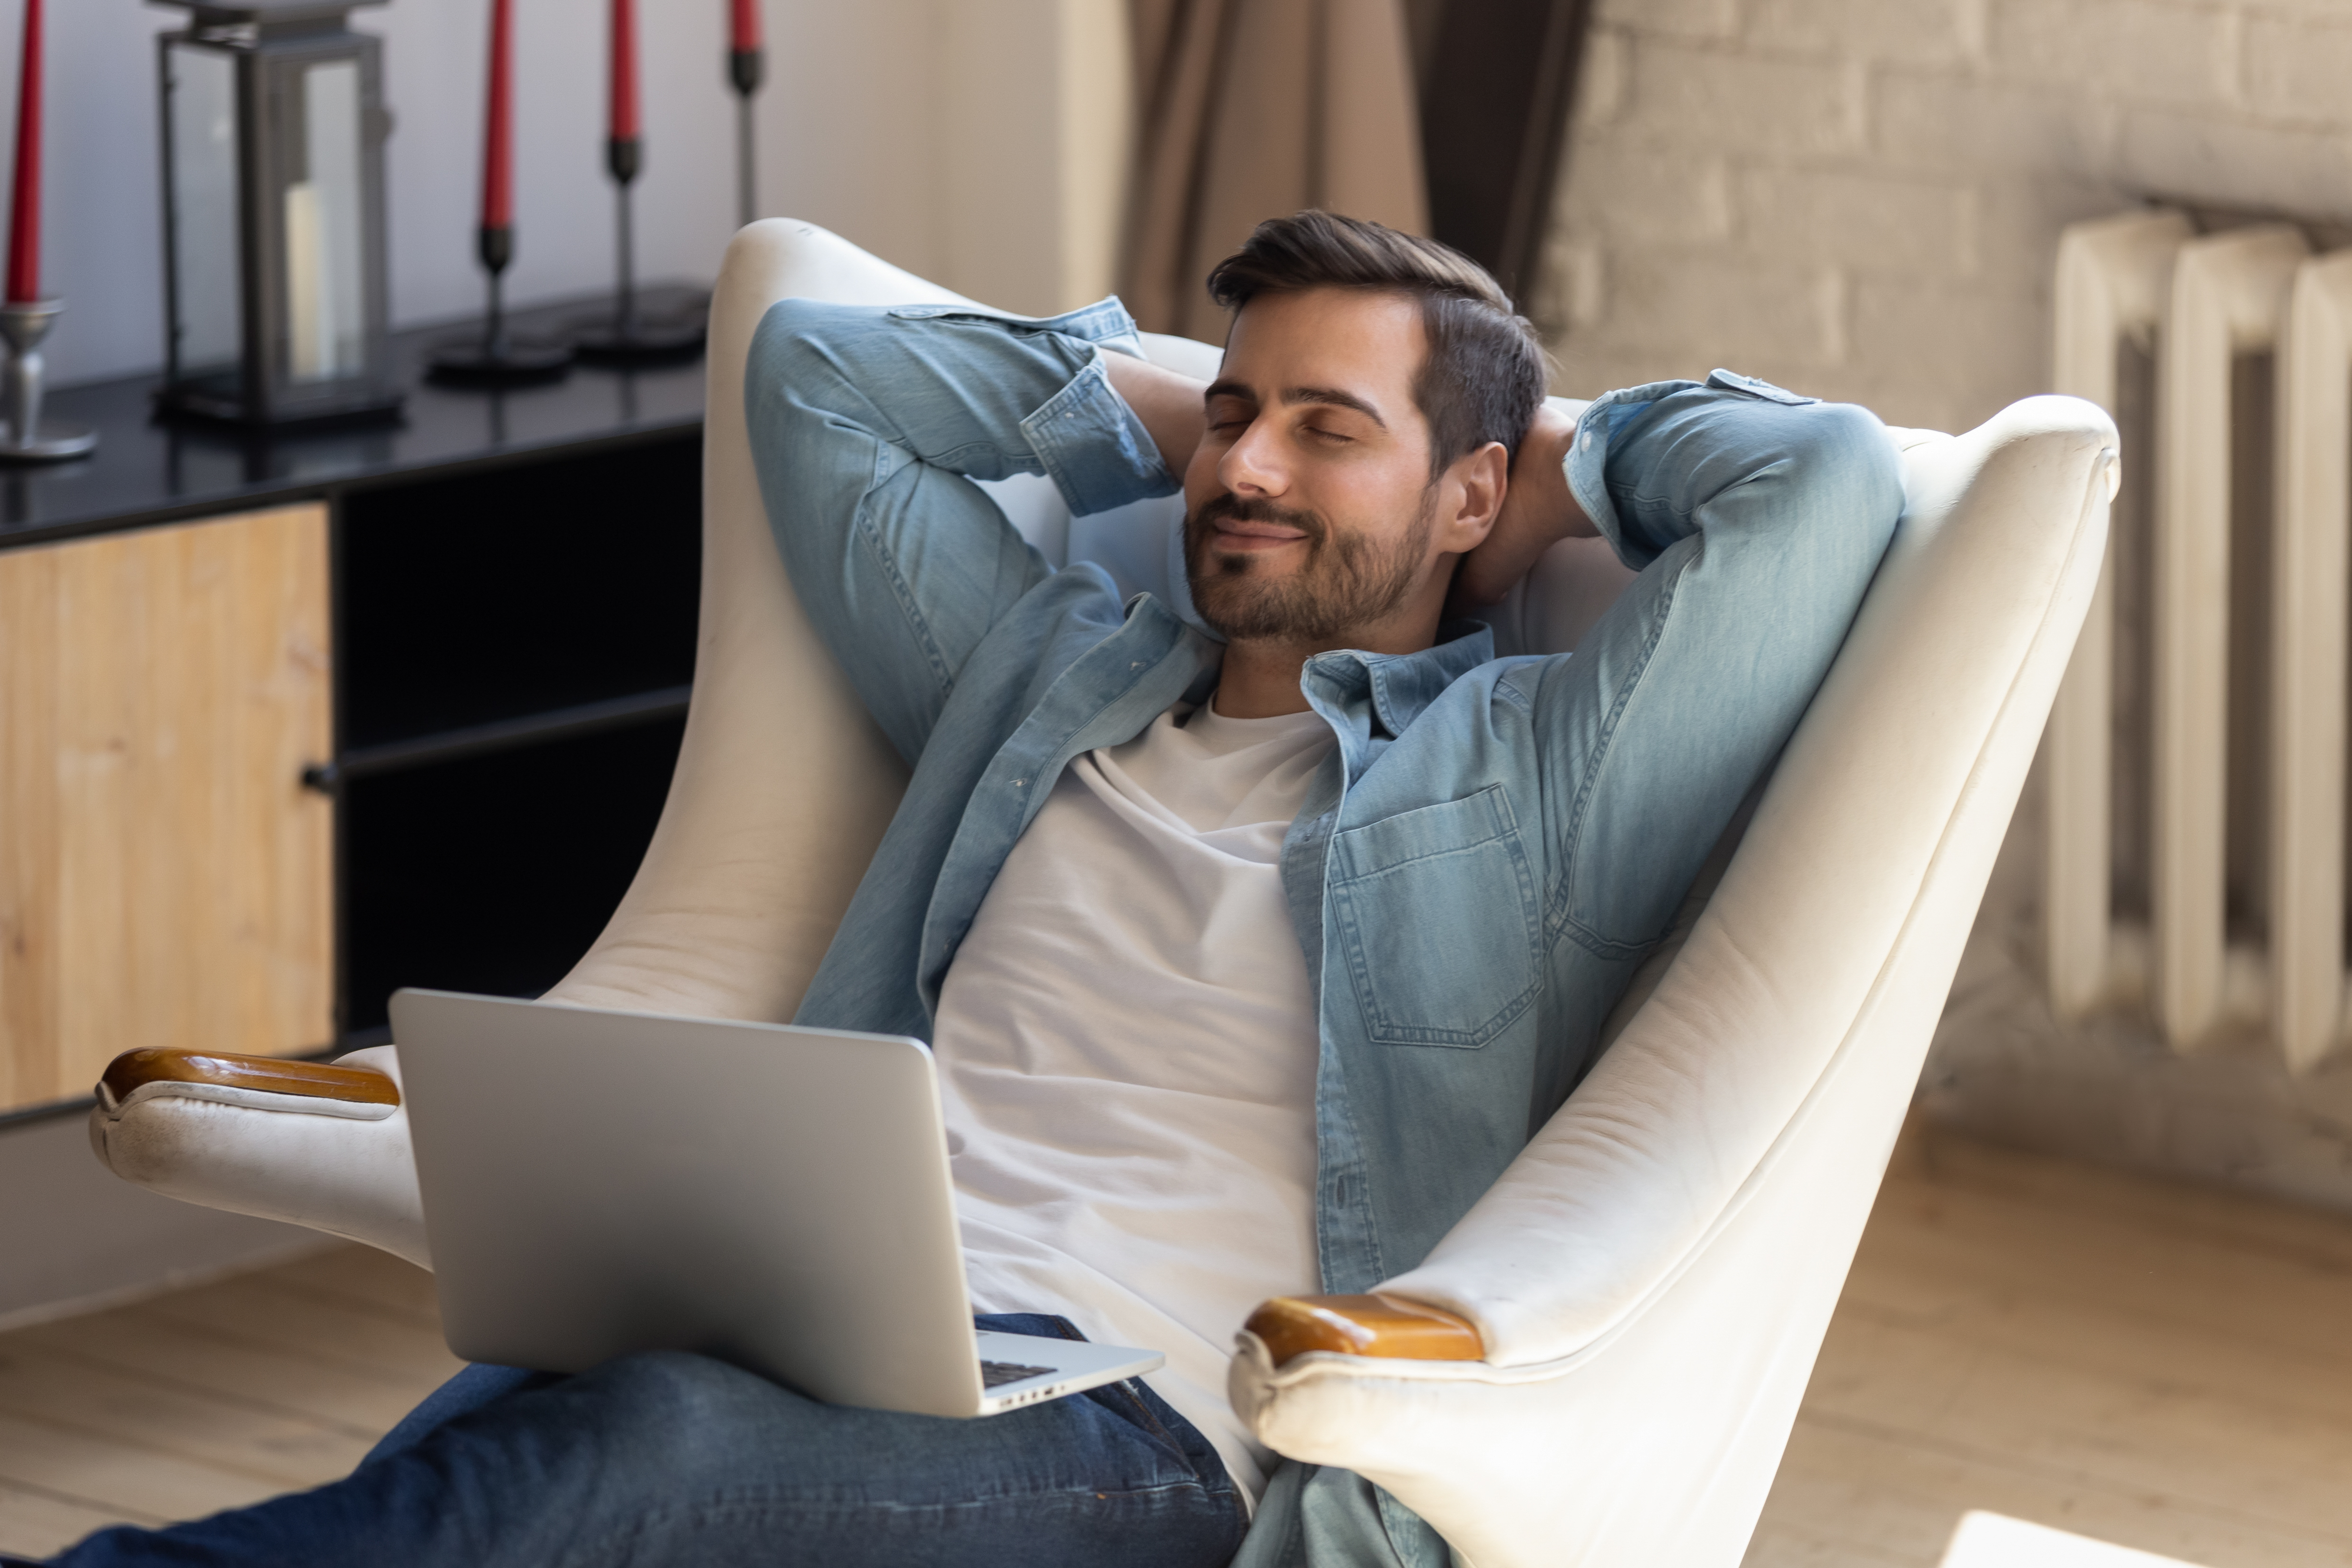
[1437,442,1510,553]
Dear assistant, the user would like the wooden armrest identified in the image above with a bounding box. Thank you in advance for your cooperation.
[97,1048,399,1114]
[1244,1293,1484,1368]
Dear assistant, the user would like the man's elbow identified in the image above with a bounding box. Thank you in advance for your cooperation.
[746,296,889,420]
[1783,400,1906,553]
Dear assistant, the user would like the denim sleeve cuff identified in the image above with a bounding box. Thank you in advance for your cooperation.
[1022,351,1180,519]
[1566,399,1644,572]
[1564,378,1703,573]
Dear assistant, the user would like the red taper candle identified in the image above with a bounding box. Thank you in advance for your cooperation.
[608,0,639,143]
[480,0,513,233]
[730,0,760,53]
[6,0,44,304]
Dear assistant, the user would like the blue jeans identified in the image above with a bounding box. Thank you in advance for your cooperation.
[53,1315,1245,1567]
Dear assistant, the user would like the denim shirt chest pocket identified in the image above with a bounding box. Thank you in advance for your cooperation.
[1327,784,1544,1048]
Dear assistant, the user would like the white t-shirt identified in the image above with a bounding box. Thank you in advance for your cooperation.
[932,698,1335,1502]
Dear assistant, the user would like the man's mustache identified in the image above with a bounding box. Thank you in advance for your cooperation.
[1190,493,1327,543]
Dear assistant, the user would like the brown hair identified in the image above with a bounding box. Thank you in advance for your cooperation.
[1204,211,1549,478]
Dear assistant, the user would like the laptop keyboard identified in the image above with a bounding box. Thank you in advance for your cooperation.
[980,1359,1057,1389]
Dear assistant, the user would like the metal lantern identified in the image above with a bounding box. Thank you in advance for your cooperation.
[156,1,397,426]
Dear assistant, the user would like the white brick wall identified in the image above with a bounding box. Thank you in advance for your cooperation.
[1542,0,2352,1209]
[1537,0,2352,432]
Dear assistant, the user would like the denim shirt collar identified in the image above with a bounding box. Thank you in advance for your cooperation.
[1298,620,1497,766]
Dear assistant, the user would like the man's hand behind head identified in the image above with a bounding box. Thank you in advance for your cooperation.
[1100,351,1209,479]
[1449,403,1595,614]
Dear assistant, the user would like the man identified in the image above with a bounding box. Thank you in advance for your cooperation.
[49,213,1900,1568]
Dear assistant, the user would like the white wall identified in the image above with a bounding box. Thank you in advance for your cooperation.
[937,0,1131,316]
[1537,0,2352,434]
[10,0,1129,388]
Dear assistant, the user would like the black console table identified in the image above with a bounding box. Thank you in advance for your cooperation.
[0,288,711,1119]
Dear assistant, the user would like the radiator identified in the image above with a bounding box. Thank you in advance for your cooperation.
[2047,209,2352,1071]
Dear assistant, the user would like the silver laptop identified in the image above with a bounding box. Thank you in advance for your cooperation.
[389,988,1162,1418]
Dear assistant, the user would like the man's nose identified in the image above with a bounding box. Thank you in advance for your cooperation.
[1219,420,1286,496]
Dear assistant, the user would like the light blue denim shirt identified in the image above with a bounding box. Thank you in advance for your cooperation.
[746,296,1901,1566]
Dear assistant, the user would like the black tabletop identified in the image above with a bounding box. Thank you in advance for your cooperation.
[0,285,710,551]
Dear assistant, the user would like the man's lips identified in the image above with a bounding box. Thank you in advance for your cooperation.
[1210,517,1310,549]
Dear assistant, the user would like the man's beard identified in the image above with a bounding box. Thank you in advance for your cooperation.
[1183,491,1436,644]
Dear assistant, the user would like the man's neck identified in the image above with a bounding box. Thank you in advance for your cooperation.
[1211,640,1319,717]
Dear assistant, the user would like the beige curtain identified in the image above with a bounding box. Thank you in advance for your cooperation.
[1121,0,1430,340]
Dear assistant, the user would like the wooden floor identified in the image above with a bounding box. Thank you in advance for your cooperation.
[1745,1127,2352,1568]
[0,1245,459,1555]
[2,1126,2350,1564]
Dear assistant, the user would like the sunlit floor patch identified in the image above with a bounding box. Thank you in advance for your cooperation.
[1938,1511,2209,1568]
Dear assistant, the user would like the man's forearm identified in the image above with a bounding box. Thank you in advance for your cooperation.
[1101,351,1207,478]
[744,299,1180,762]
[1571,379,1897,573]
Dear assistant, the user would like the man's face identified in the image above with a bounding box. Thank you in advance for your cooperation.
[1183,288,1450,646]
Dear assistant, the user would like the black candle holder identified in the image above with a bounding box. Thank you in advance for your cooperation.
[730,44,762,229]
[572,134,705,365]
[154,1,402,428]
[430,224,574,385]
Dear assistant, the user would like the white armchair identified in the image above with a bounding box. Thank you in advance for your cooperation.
[89,219,2115,1568]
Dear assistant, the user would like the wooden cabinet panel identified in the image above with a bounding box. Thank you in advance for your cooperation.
[0,505,333,1114]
